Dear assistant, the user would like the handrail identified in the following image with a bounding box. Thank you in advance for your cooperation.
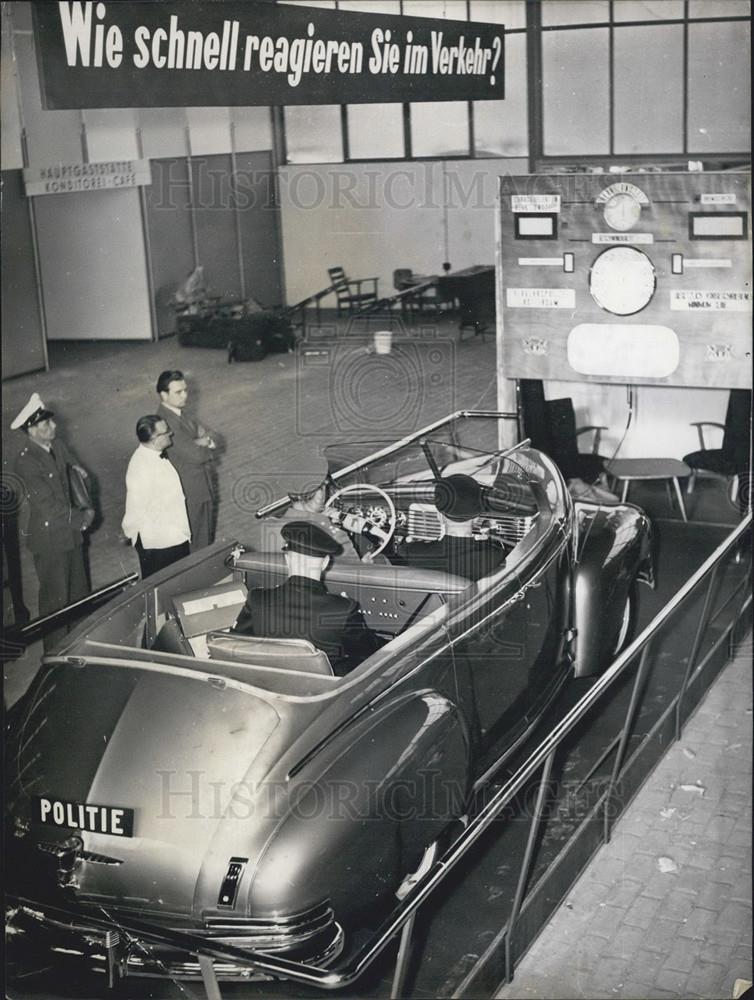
[8,515,750,995]
[2,573,139,655]
[283,283,337,316]
[354,278,438,316]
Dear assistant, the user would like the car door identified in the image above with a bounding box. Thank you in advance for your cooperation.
[448,539,570,767]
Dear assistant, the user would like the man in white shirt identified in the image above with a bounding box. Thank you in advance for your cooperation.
[122,415,191,579]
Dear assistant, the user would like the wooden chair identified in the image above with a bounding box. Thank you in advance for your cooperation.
[392,268,438,315]
[327,266,379,315]
[519,379,608,483]
[683,389,751,504]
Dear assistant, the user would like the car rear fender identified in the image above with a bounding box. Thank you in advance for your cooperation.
[571,502,652,678]
[244,687,471,927]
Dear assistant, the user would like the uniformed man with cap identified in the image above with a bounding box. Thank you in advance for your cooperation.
[11,393,94,650]
[256,452,365,562]
[232,521,384,676]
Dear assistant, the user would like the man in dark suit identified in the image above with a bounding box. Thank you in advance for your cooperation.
[11,393,94,650]
[232,522,383,676]
[156,369,216,550]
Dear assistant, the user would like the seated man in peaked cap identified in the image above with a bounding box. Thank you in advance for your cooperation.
[232,521,384,676]
[256,451,368,563]
[397,474,505,582]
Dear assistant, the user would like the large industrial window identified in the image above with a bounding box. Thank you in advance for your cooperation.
[543,28,610,156]
[279,0,749,166]
[539,0,750,164]
[613,24,684,154]
[280,0,528,164]
[687,20,751,153]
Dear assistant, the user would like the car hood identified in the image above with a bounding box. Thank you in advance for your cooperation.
[7,660,292,917]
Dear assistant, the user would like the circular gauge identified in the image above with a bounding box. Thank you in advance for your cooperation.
[589,247,656,316]
[603,192,642,231]
[595,181,649,232]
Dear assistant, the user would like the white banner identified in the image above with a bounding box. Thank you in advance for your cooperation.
[24,160,152,196]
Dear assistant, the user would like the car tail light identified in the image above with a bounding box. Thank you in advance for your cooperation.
[217,857,247,909]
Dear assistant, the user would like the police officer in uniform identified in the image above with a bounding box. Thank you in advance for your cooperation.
[255,453,363,562]
[11,393,93,650]
[232,521,384,676]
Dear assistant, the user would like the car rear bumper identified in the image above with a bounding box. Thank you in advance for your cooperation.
[7,898,344,984]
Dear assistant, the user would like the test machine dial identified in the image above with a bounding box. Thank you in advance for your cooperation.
[595,182,649,232]
[589,246,656,316]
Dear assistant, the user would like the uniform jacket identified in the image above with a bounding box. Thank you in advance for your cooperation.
[15,439,87,555]
[233,575,383,675]
[157,403,213,506]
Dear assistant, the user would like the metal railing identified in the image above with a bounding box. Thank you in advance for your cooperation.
[7,514,751,999]
[2,573,139,662]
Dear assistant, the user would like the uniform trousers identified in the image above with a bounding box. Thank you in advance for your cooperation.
[33,546,89,652]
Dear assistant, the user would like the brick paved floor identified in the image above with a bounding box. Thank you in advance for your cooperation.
[496,641,752,1000]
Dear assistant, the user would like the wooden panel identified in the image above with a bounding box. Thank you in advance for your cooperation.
[0,170,45,378]
[498,172,752,389]
[191,154,242,301]
[235,151,283,309]
[35,187,152,341]
[145,157,196,338]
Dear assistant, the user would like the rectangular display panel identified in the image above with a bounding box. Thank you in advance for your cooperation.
[499,172,752,389]
[515,214,557,239]
[689,212,747,240]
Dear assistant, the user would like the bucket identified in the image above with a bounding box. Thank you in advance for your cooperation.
[373,330,392,355]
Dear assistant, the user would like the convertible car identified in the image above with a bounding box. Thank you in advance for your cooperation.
[6,411,652,985]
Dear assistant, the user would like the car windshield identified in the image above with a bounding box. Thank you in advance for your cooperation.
[325,413,515,484]
[323,413,555,519]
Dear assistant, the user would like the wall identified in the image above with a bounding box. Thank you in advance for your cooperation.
[279,158,528,304]
[546,380,731,461]
[1,170,46,377]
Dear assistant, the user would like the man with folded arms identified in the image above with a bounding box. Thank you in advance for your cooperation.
[156,369,216,549]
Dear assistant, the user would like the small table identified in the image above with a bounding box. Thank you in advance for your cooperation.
[607,458,691,522]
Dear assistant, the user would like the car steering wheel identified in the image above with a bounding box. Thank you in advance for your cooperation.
[324,483,397,558]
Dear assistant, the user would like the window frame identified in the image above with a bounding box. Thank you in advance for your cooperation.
[275,0,750,169]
